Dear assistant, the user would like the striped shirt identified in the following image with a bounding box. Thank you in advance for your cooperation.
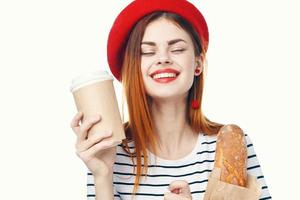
[87,133,272,200]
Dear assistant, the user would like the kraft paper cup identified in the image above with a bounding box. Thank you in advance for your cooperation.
[70,70,125,145]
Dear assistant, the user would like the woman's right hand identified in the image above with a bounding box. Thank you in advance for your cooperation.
[70,111,118,178]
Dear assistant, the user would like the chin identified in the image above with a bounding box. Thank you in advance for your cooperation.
[148,91,187,101]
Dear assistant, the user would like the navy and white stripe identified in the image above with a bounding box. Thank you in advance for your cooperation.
[87,133,272,200]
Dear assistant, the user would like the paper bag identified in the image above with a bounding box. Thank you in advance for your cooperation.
[203,168,261,200]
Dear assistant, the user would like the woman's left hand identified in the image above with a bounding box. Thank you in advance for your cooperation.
[164,180,193,200]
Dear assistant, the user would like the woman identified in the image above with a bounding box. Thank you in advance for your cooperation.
[70,0,271,199]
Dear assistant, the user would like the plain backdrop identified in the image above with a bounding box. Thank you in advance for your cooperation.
[0,0,299,199]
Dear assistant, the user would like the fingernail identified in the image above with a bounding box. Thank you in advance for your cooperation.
[106,130,113,135]
[172,188,180,194]
[103,131,112,136]
[95,132,103,136]
[112,140,122,146]
[111,140,121,147]
[95,130,112,136]
[76,111,83,118]
[93,115,100,120]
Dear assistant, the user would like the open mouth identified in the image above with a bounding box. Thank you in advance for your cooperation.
[150,72,180,83]
[151,72,178,79]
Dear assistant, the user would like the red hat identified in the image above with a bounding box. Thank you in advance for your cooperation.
[107,0,209,81]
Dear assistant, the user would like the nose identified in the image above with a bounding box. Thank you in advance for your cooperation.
[156,50,173,66]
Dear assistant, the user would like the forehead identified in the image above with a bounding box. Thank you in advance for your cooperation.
[142,18,192,44]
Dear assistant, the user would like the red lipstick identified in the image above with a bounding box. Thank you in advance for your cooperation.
[149,68,180,84]
[149,68,180,77]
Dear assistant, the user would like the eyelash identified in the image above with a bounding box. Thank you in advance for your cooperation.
[172,49,185,53]
[141,52,154,55]
[141,49,186,55]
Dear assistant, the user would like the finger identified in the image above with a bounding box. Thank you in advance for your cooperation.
[78,115,101,141]
[70,111,84,133]
[171,188,180,194]
[168,180,191,195]
[77,137,119,162]
[164,192,190,200]
[76,130,112,152]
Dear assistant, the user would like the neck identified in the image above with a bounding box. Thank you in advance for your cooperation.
[149,97,197,158]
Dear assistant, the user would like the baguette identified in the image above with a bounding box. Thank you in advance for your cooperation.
[214,124,247,187]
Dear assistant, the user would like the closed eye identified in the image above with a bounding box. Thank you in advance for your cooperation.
[141,49,186,56]
[171,49,185,53]
[141,52,155,56]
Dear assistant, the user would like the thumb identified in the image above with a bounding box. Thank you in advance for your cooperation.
[168,180,191,196]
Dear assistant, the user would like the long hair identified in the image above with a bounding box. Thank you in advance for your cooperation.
[119,12,224,197]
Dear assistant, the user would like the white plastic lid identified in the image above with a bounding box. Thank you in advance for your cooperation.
[70,70,113,92]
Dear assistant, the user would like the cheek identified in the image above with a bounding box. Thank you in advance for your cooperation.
[141,58,152,75]
[178,59,196,88]
[180,70,195,89]
[176,51,195,68]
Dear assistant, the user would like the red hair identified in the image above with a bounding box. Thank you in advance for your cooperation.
[120,12,224,197]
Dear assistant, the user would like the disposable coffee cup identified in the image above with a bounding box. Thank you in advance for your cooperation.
[70,70,125,146]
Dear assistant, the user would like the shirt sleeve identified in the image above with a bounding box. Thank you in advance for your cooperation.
[87,170,122,200]
[245,134,272,200]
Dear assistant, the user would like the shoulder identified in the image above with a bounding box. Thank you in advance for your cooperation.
[202,123,245,140]
[223,124,255,145]
[202,123,254,147]
[218,123,244,135]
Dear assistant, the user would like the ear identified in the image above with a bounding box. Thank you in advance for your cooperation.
[195,56,203,76]
[195,53,205,66]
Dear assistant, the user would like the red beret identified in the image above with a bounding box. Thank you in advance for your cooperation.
[107,0,209,81]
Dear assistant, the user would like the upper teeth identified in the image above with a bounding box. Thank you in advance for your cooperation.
[153,73,177,79]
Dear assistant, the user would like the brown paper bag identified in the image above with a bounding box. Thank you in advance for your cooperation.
[203,168,261,200]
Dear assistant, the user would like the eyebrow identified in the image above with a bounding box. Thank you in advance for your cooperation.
[141,39,187,46]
